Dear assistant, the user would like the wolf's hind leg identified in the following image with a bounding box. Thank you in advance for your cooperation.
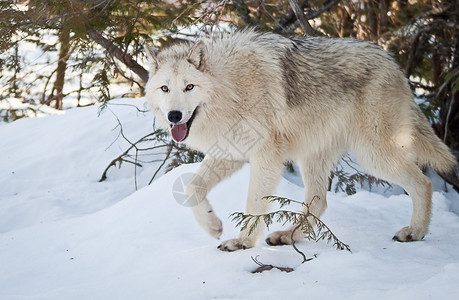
[266,154,332,246]
[355,144,432,242]
[390,166,432,242]
[186,157,244,239]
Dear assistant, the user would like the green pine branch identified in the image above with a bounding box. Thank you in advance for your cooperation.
[231,195,351,272]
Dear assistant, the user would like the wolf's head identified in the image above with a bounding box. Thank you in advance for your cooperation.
[144,41,212,143]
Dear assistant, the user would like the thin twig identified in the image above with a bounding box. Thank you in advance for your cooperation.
[99,127,161,182]
[290,222,310,263]
[251,256,294,273]
[148,142,174,184]
[259,0,286,32]
[106,102,149,113]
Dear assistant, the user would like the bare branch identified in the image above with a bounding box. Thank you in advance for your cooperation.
[276,0,342,34]
[305,0,342,19]
[288,0,315,35]
[87,30,149,83]
[99,130,159,182]
[148,143,174,184]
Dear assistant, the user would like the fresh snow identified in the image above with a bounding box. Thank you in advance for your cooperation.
[1,98,459,299]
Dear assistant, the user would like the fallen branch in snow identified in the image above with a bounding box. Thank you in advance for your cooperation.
[251,256,294,273]
[231,196,351,273]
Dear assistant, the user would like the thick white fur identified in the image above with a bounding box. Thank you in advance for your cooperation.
[144,29,457,251]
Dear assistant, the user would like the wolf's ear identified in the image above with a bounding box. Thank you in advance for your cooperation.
[144,44,158,74]
[187,40,208,71]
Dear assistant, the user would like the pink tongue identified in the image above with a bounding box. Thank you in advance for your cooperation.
[171,123,188,142]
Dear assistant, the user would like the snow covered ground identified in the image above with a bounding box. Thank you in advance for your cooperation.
[1,98,459,299]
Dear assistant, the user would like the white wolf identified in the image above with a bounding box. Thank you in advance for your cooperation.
[144,29,457,251]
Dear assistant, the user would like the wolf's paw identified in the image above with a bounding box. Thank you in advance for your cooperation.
[265,230,303,246]
[393,226,426,242]
[217,238,254,252]
[265,230,294,246]
[193,207,223,239]
[202,212,223,239]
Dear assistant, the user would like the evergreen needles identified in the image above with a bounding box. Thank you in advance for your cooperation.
[231,195,351,272]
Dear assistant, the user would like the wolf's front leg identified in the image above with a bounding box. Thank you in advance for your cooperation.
[185,157,244,238]
[218,147,284,251]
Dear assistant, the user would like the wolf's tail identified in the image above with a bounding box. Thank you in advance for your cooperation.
[413,108,459,187]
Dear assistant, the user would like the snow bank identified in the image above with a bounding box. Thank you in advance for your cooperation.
[1,99,458,299]
[0,98,155,232]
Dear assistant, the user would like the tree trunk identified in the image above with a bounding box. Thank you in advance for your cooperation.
[378,0,389,37]
[47,28,71,110]
[367,1,377,38]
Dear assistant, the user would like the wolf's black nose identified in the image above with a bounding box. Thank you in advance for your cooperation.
[168,111,182,124]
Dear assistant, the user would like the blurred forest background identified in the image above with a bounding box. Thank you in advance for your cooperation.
[1,0,458,190]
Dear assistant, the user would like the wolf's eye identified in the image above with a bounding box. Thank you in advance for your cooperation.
[185,84,194,91]
[160,85,169,92]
